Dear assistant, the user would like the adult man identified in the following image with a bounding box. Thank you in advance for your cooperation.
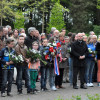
[89,31,95,36]
[0,26,4,91]
[6,25,12,33]
[25,27,40,49]
[71,33,88,89]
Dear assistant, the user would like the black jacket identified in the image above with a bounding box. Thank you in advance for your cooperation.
[71,40,88,67]
[25,35,39,49]
[96,42,100,59]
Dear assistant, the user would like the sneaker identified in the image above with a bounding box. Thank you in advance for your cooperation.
[41,88,45,91]
[1,93,6,97]
[86,83,90,87]
[51,86,57,91]
[89,83,94,87]
[98,83,100,87]
[7,92,13,97]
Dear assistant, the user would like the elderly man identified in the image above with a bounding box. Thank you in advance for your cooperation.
[6,25,12,33]
[25,27,40,49]
[89,31,95,36]
[71,33,88,89]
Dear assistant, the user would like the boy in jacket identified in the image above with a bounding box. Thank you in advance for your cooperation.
[0,38,15,97]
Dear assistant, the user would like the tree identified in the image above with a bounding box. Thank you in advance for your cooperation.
[70,0,95,33]
[0,0,17,26]
[47,2,68,33]
[14,11,25,29]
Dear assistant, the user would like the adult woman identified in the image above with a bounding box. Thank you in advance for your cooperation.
[85,35,96,87]
[55,33,68,88]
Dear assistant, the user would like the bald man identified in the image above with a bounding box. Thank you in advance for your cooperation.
[71,33,88,89]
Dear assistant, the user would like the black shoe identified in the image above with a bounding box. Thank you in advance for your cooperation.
[27,91,30,94]
[44,88,49,91]
[73,85,78,89]
[18,90,23,95]
[34,89,40,93]
[7,92,13,97]
[80,85,87,89]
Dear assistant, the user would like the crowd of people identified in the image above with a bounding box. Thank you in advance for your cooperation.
[0,25,100,97]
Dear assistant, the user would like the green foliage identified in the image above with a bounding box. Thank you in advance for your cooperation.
[14,11,25,29]
[97,0,100,9]
[93,25,100,36]
[70,0,95,33]
[54,94,100,100]
[47,2,69,33]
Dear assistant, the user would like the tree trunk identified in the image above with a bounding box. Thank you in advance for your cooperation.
[0,17,2,26]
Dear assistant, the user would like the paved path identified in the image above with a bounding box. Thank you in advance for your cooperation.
[0,82,100,100]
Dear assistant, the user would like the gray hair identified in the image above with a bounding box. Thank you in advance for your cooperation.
[28,27,36,34]
[89,31,95,35]
[6,25,11,29]
[19,28,24,33]
[51,27,56,34]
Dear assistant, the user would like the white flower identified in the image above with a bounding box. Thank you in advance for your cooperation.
[43,52,47,55]
[53,42,56,46]
[51,52,54,55]
[88,48,92,53]
[47,43,52,47]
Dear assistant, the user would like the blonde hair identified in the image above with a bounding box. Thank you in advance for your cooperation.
[59,32,64,37]
[87,35,92,44]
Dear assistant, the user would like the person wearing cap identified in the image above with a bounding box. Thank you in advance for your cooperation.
[0,38,15,97]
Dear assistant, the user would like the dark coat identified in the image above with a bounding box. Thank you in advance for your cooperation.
[71,40,88,67]
[24,35,39,49]
[96,42,100,60]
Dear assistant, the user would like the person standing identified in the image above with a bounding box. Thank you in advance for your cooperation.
[85,35,96,87]
[15,35,30,94]
[71,33,88,89]
[96,37,100,86]
[0,38,15,97]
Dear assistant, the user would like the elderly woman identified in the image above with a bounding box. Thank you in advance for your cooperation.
[55,33,68,89]
[85,35,96,87]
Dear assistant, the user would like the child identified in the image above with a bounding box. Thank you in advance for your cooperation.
[15,35,30,94]
[0,38,15,97]
[40,38,49,91]
[28,41,40,94]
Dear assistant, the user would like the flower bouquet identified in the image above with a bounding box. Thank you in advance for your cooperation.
[4,54,24,68]
[88,48,96,55]
[9,54,24,64]
[26,48,47,65]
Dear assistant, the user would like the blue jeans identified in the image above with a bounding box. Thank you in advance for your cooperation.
[1,69,14,94]
[40,67,49,89]
[85,58,95,83]
[69,57,73,85]
[48,66,55,88]
[16,66,30,92]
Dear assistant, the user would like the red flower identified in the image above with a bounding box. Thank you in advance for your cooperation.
[45,55,49,60]
[49,47,54,52]
[57,42,61,47]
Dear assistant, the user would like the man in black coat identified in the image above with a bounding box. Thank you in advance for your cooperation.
[71,33,88,89]
[24,27,40,49]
